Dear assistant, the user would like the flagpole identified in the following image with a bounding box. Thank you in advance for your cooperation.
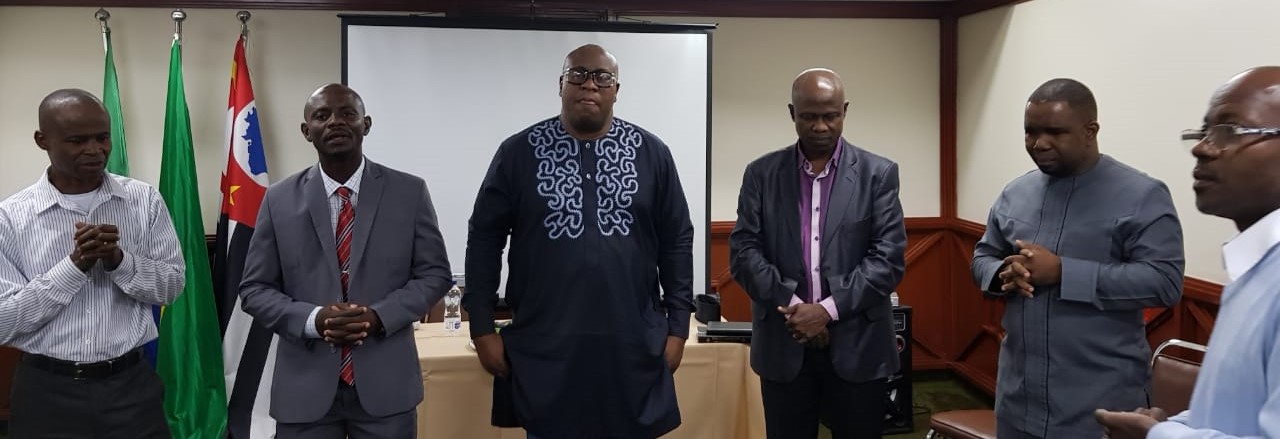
[237,10,251,53]
[172,8,185,41]
[95,8,110,52]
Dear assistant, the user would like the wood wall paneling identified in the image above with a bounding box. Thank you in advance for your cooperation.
[708,218,1223,397]
[939,14,958,220]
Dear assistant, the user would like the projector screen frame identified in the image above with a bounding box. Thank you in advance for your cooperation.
[339,14,716,295]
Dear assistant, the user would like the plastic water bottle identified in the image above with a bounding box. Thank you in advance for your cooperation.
[444,282,462,336]
[890,291,900,307]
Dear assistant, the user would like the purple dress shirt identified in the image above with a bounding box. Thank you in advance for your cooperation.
[791,140,843,321]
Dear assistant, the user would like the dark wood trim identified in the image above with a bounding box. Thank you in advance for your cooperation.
[710,267,733,291]
[710,220,734,239]
[951,218,986,238]
[914,357,950,371]
[1185,303,1216,333]
[0,0,953,19]
[953,323,1001,361]
[905,216,950,230]
[951,0,1033,16]
[1184,276,1224,303]
[905,232,944,266]
[939,15,958,220]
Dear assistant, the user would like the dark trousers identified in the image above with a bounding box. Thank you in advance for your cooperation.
[760,348,887,439]
[275,381,416,439]
[9,355,170,439]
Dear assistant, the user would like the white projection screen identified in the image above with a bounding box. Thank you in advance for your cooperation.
[343,16,713,296]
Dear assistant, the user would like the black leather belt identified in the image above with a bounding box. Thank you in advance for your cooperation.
[22,349,143,380]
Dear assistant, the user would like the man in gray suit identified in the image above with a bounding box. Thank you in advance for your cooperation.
[729,68,907,439]
[240,83,452,438]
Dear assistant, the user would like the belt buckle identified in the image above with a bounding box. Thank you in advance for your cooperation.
[72,363,87,381]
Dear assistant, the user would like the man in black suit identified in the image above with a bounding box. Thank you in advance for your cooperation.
[729,68,907,439]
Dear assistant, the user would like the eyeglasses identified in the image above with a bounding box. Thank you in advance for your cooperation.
[1180,124,1280,152]
[562,69,618,88]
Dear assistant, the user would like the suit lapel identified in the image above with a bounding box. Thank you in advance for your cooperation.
[347,162,383,287]
[822,141,858,251]
[304,166,339,269]
[779,146,803,268]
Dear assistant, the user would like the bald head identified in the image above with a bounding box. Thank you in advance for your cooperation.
[791,68,845,106]
[38,88,106,132]
[788,68,848,154]
[304,83,365,117]
[1210,66,1280,119]
[33,88,112,192]
[559,44,621,139]
[301,83,371,160]
[1193,66,1280,230]
[563,44,619,75]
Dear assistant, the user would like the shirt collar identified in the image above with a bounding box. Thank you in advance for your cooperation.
[31,170,126,213]
[1223,207,1280,282]
[319,157,366,197]
[797,138,844,176]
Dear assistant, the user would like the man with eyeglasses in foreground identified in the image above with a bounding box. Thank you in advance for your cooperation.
[1096,66,1280,439]
[972,78,1184,438]
[464,44,694,438]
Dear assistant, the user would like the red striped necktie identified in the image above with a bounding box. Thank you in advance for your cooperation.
[336,187,355,386]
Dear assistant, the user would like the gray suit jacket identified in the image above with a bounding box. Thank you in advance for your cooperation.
[729,140,906,383]
[240,161,452,423]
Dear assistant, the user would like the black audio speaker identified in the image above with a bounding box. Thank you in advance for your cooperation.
[883,305,913,434]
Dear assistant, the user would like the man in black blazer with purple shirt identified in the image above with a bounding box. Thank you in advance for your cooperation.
[729,68,907,439]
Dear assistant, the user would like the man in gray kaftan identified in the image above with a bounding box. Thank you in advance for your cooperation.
[971,78,1185,438]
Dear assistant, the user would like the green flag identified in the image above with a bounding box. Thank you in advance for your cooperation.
[103,29,129,176]
[156,35,228,439]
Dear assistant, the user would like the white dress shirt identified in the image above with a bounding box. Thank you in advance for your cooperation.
[0,172,185,361]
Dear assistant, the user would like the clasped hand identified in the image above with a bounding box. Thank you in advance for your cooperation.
[779,304,832,348]
[71,222,124,271]
[998,239,1062,298]
[316,303,382,346]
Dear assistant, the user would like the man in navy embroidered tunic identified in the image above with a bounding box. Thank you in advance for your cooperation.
[463,44,695,438]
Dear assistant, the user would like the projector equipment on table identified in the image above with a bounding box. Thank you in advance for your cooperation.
[697,321,752,344]
[695,293,721,324]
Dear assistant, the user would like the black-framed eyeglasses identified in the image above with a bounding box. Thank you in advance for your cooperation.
[562,69,618,88]
[1180,124,1280,151]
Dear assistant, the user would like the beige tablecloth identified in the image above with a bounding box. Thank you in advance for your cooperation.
[413,321,765,438]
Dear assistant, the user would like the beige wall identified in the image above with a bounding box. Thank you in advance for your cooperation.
[0,8,942,230]
[957,0,1280,283]
[697,17,941,220]
[0,7,339,232]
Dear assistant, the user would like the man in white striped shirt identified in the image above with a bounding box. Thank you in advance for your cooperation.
[0,89,185,438]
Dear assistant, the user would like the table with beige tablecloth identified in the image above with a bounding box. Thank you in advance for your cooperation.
[413,321,765,438]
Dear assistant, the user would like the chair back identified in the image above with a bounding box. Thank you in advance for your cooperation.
[1150,339,1207,414]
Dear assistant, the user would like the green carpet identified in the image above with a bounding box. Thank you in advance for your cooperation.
[0,373,989,439]
[816,370,994,439]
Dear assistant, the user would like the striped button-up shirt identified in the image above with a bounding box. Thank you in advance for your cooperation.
[0,172,185,362]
